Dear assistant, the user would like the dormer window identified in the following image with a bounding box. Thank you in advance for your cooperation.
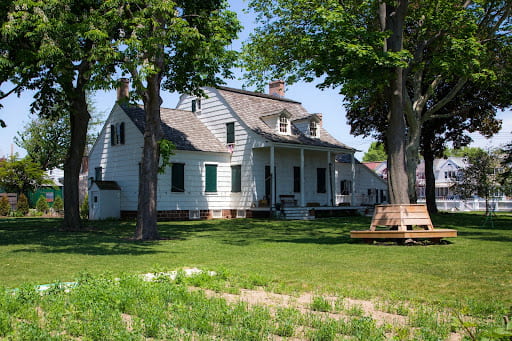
[191,98,201,113]
[279,114,290,134]
[309,120,318,137]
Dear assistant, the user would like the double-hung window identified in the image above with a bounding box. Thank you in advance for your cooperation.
[293,166,301,193]
[226,122,235,144]
[171,163,185,192]
[231,165,241,192]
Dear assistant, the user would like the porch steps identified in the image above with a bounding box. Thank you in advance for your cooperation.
[281,207,315,220]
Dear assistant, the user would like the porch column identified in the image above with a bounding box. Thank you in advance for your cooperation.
[270,144,276,208]
[327,151,332,206]
[300,148,305,207]
[351,153,356,206]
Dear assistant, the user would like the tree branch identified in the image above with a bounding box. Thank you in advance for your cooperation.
[0,84,21,100]
[424,77,468,121]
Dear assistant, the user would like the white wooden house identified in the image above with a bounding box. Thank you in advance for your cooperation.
[88,81,383,220]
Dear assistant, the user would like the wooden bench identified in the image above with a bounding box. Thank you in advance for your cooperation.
[351,204,457,243]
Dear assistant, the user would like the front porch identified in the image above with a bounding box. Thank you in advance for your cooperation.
[253,143,358,210]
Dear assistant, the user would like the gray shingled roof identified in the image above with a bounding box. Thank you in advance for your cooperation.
[94,181,121,190]
[216,87,355,151]
[121,104,227,153]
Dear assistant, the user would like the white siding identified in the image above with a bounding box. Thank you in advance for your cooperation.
[177,89,267,209]
[156,151,235,210]
[88,105,143,211]
[335,162,388,205]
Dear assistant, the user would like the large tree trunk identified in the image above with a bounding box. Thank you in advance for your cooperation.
[135,73,162,240]
[423,138,438,215]
[62,91,90,231]
[406,122,421,203]
[383,0,410,205]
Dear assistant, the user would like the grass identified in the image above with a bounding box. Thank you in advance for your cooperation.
[0,212,511,318]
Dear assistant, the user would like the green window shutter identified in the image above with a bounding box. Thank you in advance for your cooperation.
[171,163,185,192]
[231,165,241,192]
[205,164,217,192]
[226,122,235,144]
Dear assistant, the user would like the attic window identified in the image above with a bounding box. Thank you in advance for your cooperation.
[309,120,318,137]
[110,122,125,145]
[191,98,201,113]
[279,114,290,134]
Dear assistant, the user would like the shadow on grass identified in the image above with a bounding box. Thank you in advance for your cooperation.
[2,213,509,254]
[0,218,165,256]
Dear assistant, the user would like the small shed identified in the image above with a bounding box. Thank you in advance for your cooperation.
[89,181,121,220]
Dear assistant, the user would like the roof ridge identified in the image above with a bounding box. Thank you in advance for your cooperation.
[216,86,302,104]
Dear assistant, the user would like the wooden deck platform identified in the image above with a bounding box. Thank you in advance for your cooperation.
[351,204,457,242]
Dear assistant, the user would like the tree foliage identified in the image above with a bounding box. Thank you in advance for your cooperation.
[0,195,10,216]
[14,99,102,170]
[0,155,50,195]
[17,193,28,215]
[2,0,118,230]
[453,149,502,214]
[106,0,241,240]
[36,195,49,214]
[363,142,387,162]
[244,0,512,204]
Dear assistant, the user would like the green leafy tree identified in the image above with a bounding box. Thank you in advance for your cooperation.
[16,193,29,215]
[53,195,63,214]
[0,195,10,216]
[108,0,241,240]
[14,100,103,170]
[244,0,512,205]
[453,149,502,215]
[0,155,50,195]
[36,195,49,214]
[363,142,387,162]
[499,141,512,195]
[445,147,486,159]
[3,0,118,230]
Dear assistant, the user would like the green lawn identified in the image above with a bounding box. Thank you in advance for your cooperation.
[0,212,511,316]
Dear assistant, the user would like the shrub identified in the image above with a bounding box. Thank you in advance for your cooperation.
[36,195,49,214]
[0,195,10,216]
[80,194,89,220]
[53,196,63,214]
[17,193,29,216]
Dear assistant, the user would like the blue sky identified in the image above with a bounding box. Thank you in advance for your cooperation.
[0,1,510,159]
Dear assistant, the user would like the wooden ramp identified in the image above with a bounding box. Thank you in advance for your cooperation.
[351,204,457,243]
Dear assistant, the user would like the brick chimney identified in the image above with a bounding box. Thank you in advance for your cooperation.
[269,80,285,97]
[116,78,130,102]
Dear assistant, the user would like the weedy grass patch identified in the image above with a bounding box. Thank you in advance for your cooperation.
[0,212,511,339]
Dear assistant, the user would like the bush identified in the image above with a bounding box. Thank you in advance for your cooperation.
[53,195,63,214]
[80,194,89,220]
[17,193,29,216]
[0,195,10,216]
[36,195,49,214]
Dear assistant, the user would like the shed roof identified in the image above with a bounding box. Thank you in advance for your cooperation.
[94,181,121,190]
